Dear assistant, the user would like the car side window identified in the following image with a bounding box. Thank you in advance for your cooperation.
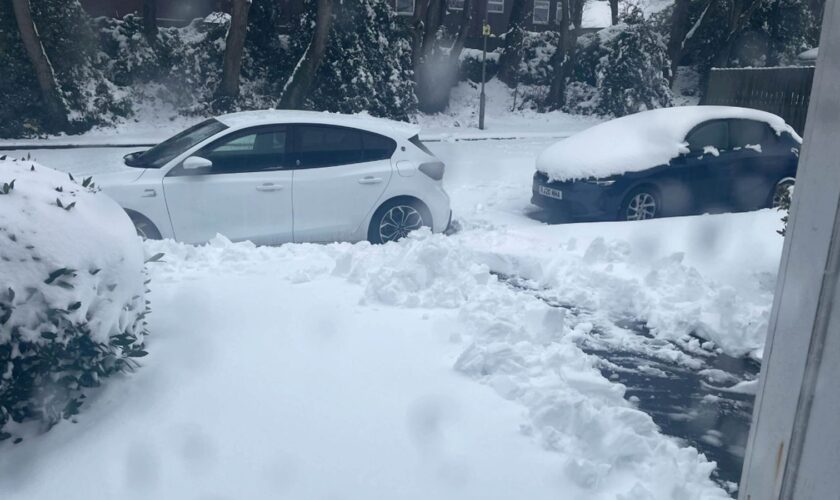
[362,132,397,162]
[294,125,363,168]
[686,120,729,154]
[729,119,777,150]
[171,126,289,176]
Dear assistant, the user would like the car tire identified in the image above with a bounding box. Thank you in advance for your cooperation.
[620,187,660,221]
[368,198,431,244]
[128,212,162,240]
[770,178,795,209]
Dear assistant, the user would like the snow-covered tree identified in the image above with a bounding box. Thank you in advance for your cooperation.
[0,0,127,137]
[568,21,673,116]
[287,0,417,121]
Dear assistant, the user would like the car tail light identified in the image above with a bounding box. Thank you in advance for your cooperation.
[418,161,445,180]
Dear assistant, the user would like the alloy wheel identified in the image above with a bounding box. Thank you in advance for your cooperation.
[379,205,424,242]
[626,192,657,220]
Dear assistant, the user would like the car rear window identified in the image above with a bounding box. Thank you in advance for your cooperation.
[362,132,397,161]
[295,125,363,168]
[730,119,774,148]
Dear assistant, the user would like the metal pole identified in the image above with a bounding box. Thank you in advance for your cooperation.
[479,6,488,130]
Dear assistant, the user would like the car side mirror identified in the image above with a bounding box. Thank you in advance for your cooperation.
[182,156,213,170]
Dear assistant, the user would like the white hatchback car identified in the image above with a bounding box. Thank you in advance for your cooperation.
[98,111,452,245]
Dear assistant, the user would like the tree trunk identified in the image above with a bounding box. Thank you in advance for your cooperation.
[497,0,529,86]
[413,0,456,112]
[448,0,473,65]
[548,0,583,110]
[11,0,68,128]
[143,0,157,38]
[218,0,251,100]
[548,0,571,109]
[279,0,333,109]
[713,0,760,67]
[410,0,431,73]
[420,0,446,58]
[667,0,690,84]
[609,0,619,25]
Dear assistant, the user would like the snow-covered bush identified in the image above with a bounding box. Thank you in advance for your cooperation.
[0,0,129,137]
[459,49,500,84]
[0,158,148,440]
[290,0,417,121]
[513,30,561,86]
[568,22,673,117]
[95,14,257,114]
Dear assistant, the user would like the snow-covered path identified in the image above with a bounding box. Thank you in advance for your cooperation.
[0,130,784,499]
[0,262,567,499]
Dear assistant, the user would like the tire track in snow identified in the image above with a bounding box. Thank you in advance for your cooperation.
[492,271,757,496]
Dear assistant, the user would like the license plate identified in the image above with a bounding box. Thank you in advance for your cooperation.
[538,185,563,200]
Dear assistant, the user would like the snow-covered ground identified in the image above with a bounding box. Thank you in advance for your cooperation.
[0,115,784,498]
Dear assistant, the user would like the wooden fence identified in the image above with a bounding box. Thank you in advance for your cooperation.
[702,66,815,135]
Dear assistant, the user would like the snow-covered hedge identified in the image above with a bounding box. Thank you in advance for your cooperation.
[0,157,148,440]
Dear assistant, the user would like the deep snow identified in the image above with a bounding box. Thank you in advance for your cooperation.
[0,116,786,498]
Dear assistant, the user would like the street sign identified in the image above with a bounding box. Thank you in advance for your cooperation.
[482,24,491,36]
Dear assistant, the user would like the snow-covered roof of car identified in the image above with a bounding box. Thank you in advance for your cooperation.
[536,106,801,182]
[216,110,421,139]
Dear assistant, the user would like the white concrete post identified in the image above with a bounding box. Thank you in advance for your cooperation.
[738,4,840,499]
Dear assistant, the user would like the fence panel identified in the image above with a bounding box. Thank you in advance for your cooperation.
[702,67,815,135]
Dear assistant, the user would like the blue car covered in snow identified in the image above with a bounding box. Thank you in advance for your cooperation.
[531,106,801,221]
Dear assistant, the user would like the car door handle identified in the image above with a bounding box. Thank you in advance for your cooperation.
[256,183,283,192]
[358,176,383,185]
[141,188,157,198]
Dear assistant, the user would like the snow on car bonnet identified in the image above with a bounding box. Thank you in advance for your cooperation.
[536,106,800,182]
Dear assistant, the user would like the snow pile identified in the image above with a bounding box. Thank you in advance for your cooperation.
[0,157,146,435]
[134,231,731,499]
[457,215,779,359]
[536,106,801,181]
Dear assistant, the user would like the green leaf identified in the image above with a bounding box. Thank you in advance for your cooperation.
[144,252,165,264]
[126,349,149,358]
[44,268,75,284]
[62,398,83,418]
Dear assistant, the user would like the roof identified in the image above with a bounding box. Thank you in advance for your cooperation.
[216,110,421,139]
[536,105,800,181]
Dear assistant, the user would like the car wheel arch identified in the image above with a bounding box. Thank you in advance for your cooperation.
[374,195,433,224]
[367,195,434,243]
[124,209,162,240]
[618,183,662,220]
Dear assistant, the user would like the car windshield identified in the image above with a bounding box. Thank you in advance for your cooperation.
[127,119,228,168]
